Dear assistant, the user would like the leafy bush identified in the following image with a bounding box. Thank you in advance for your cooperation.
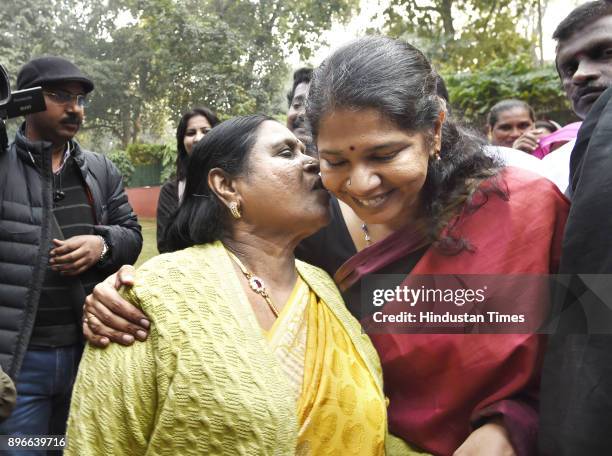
[126,143,176,183]
[107,150,135,187]
[443,57,573,129]
[159,147,177,183]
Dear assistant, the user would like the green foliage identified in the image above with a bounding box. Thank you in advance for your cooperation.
[381,0,537,72]
[159,147,177,183]
[126,143,175,183]
[3,0,570,143]
[1,0,358,151]
[371,0,576,127]
[107,149,135,186]
[126,143,166,165]
[444,57,571,127]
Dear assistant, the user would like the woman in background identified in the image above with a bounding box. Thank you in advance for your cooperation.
[156,106,220,253]
[487,99,546,154]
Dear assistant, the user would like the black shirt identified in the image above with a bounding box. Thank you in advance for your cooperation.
[296,196,427,318]
[31,157,97,348]
[295,196,357,278]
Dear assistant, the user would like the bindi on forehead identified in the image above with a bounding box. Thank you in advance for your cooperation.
[349,145,355,151]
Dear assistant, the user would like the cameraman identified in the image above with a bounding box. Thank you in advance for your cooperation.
[0,56,142,447]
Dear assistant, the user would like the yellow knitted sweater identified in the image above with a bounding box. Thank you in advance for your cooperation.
[65,241,391,455]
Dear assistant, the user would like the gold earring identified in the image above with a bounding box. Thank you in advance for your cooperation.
[229,202,241,219]
[347,178,351,187]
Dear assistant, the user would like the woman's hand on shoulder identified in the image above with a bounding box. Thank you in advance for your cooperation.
[83,264,150,347]
[453,418,516,456]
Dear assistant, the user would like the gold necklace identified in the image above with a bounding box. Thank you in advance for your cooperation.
[226,249,279,317]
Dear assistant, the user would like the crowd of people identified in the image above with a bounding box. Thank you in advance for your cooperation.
[1,1,612,455]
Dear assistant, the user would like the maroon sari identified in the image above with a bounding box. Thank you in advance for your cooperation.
[334,167,569,456]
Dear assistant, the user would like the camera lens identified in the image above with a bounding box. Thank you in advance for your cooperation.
[0,64,11,105]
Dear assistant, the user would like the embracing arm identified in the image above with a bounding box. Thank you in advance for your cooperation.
[83,265,150,347]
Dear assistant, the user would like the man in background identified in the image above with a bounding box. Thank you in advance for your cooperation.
[539,1,612,454]
[286,67,315,156]
[0,56,142,445]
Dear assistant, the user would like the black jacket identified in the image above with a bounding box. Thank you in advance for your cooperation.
[0,126,142,379]
[539,87,612,455]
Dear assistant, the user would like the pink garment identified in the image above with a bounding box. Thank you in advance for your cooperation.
[532,122,582,159]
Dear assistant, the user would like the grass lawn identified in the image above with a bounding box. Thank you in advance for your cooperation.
[135,217,158,268]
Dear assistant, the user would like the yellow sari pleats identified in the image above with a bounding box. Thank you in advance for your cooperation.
[296,286,386,455]
[265,277,310,405]
[267,275,386,455]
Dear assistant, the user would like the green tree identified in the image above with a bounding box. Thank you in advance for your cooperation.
[122,0,359,119]
[380,0,536,72]
[1,0,359,151]
[95,0,359,143]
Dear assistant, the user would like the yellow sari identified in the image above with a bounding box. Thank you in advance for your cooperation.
[266,276,386,455]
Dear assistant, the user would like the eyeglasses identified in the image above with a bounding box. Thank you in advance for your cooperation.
[43,90,89,108]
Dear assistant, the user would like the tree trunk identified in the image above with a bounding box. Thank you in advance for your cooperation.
[131,112,141,145]
[437,0,455,62]
[439,0,455,39]
[120,111,131,149]
[537,0,548,66]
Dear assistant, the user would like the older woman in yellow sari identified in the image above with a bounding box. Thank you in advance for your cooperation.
[65,115,414,455]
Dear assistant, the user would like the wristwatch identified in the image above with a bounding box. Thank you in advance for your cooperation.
[98,235,110,263]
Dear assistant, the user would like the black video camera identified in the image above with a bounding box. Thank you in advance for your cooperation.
[0,64,46,152]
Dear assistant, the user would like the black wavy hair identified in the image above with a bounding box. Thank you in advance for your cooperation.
[487,99,535,129]
[306,36,503,251]
[535,119,559,134]
[286,67,313,107]
[165,114,272,250]
[553,1,612,42]
[175,107,221,181]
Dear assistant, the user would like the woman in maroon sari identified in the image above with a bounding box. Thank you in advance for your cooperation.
[296,37,568,455]
[83,37,568,455]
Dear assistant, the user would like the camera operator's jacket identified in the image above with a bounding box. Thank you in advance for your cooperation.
[0,126,142,380]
